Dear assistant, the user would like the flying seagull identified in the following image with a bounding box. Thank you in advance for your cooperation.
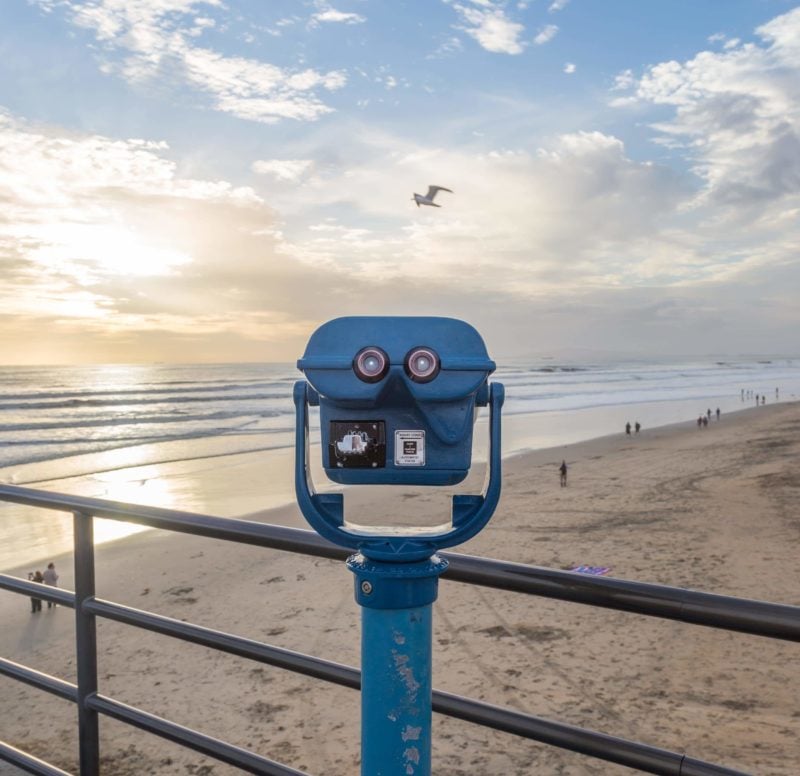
[412,185,453,208]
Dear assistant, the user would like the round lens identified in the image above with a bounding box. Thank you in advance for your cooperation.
[405,347,439,382]
[353,347,389,383]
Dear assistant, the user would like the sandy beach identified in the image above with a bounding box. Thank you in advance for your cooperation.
[1,401,799,775]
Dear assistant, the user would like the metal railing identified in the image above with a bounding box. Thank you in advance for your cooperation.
[1,484,798,775]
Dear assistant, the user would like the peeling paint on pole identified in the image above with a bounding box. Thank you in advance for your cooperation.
[351,556,446,776]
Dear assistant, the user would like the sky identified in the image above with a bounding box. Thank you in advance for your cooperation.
[1,0,799,364]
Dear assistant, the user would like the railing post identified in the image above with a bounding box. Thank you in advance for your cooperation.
[73,510,99,775]
[348,553,448,776]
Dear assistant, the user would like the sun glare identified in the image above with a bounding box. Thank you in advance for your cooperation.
[34,223,191,278]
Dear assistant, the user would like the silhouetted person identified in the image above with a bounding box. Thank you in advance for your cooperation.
[761,395,765,405]
[634,421,641,433]
[43,562,58,608]
[29,572,44,613]
[716,408,720,420]
[625,422,631,435]
[702,415,708,427]
[697,416,703,428]
[559,460,567,487]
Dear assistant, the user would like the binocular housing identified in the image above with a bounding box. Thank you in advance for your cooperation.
[297,316,496,486]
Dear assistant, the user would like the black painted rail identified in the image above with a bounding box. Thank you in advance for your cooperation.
[1,483,795,774]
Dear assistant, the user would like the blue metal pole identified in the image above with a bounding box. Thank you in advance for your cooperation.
[348,553,448,776]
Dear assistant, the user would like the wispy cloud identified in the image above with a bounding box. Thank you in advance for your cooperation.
[563,62,576,74]
[252,159,314,182]
[310,5,366,26]
[549,0,570,12]
[30,0,347,123]
[533,24,559,45]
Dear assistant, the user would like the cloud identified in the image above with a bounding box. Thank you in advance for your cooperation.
[449,2,526,55]
[549,0,570,12]
[252,159,314,182]
[563,62,576,74]
[30,0,346,123]
[310,7,366,26]
[3,106,799,362]
[533,24,559,45]
[0,113,352,361]
[268,128,692,291]
[619,6,800,215]
[611,68,635,91]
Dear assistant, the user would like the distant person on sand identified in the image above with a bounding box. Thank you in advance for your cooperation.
[716,408,720,420]
[625,422,631,435]
[43,562,58,608]
[761,395,765,405]
[635,421,641,433]
[702,416,708,427]
[755,394,759,405]
[697,416,703,428]
[559,460,568,487]
[707,408,711,419]
[29,571,43,613]
[776,387,779,399]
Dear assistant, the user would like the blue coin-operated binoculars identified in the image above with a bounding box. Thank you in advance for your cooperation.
[294,316,503,775]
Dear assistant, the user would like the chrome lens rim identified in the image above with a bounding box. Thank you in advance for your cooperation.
[353,347,389,383]
[405,347,439,382]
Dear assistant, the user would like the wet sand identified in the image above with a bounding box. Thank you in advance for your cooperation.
[1,402,798,774]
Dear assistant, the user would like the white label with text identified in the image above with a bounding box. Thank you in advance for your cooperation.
[394,430,425,466]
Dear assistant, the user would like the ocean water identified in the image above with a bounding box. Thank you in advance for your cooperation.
[0,363,298,472]
[1,357,799,570]
[2,358,799,473]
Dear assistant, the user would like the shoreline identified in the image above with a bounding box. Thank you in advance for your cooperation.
[1,397,793,572]
[1,399,799,773]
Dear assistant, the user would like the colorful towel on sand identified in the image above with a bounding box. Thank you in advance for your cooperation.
[570,565,611,576]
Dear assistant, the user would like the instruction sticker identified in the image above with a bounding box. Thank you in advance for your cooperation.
[395,430,425,466]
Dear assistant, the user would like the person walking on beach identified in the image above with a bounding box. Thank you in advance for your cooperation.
[697,415,703,428]
[716,408,720,420]
[635,421,641,433]
[625,422,631,435]
[559,460,568,487]
[43,562,58,608]
[28,571,44,613]
[702,415,708,427]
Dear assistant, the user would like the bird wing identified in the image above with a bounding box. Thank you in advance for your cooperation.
[425,185,453,199]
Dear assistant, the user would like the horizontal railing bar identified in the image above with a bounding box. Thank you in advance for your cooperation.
[0,658,78,703]
[86,694,308,776]
[85,598,746,776]
[442,553,800,643]
[2,484,798,642]
[0,741,73,776]
[431,691,749,776]
[0,574,75,608]
[85,598,361,689]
